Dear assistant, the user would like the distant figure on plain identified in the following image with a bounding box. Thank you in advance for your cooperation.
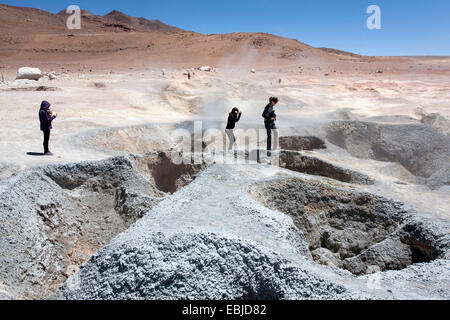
[225,107,242,151]
[39,100,57,156]
[262,97,279,157]
[188,72,191,80]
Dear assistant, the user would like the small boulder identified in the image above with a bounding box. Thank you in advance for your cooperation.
[36,86,58,92]
[199,66,212,72]
[49,72,58,80]
[343,238,413,275]
[16,67,43,81]
[13,79,31,86]
[311,248,343,268]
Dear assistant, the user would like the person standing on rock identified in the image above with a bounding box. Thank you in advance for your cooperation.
[39,100,57,156]
[225,107,242,151]
[262,97,279,157]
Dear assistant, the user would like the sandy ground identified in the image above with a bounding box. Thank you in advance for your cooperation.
[1,65,449,220]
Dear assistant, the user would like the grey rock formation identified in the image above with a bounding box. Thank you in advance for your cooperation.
[311,248,343,268]
[51,162,450,300]
[420,113,450,136]
[279,136,326,151]
[424,163,450,189]
[1,152,449,300]
[279,150,374,185]
[343,239,413,275]
[326,121,450,185]
[250,177,450,276]
[50,163,369,300]
[0,156,163,299]
[55,232,358,300]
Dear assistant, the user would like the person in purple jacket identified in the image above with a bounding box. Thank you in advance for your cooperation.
[39,100,58,156]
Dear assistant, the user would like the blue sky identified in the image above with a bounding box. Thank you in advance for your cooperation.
[2,0,450,56]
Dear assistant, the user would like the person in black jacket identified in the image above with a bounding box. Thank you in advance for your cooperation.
[225,107,242,151]
[262,97,279,156]
[39,100,58,156]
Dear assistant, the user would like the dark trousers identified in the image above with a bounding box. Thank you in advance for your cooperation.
[43,130,50,153]
[265,122,278,156]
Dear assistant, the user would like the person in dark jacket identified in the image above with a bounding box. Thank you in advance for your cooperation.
[39,100,57,156]
[225,107,242,151]
[262,97,279,156]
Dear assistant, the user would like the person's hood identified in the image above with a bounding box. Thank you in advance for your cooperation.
[40,100,51,110]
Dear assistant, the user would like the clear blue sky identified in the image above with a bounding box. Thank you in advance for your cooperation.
[2,0,450,56]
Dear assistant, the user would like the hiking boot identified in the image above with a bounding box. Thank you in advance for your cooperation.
[44,151,54,156]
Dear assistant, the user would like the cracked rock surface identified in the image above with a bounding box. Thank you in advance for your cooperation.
[0,154,204,299]
[250,177,450,276]
[326,121,450,189]
[52,162,449,300]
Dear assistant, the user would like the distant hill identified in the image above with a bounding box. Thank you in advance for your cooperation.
[0,3,384,74]
[318,47,362,58]
[103,10,182,32]
[57,9,95,17]
[0,4,182,34]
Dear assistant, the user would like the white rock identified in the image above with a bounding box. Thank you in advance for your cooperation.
[16,67,43,81]
[49,73,58,80]
[13,79,31,85]
[199,66,212,72]
[251,68,256,73]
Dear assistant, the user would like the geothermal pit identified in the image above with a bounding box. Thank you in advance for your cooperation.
[0,127,449,300]
[0,153,205,299]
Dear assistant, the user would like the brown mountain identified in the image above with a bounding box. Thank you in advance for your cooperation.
[0,4,181,34]
[0,3,68,34]
[1,3,426,77]
[103,10,181,32]
[57,9,94,17]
